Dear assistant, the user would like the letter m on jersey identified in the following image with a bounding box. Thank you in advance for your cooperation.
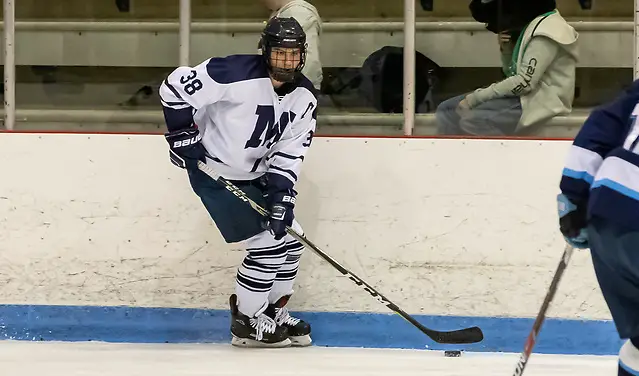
[245,105,296,149]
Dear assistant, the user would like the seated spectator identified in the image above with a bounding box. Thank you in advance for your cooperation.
[436,0,578,136]
[261,0,323,90]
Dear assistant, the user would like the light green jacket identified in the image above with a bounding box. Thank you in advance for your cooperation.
[466,11,579,130]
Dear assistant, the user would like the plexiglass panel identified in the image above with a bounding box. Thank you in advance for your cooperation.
[4,0,635,137]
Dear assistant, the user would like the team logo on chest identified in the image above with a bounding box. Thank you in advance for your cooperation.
[244,105,296,149]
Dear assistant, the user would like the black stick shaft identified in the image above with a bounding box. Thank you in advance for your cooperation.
[512,243,575,375]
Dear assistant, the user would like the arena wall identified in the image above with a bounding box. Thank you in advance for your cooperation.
[0,133,622,354]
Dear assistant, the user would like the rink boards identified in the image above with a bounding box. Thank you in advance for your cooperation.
[0,133,622,354]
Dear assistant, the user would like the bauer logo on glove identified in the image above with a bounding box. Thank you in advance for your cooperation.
[164,127,207,170]
[172,132,202,148]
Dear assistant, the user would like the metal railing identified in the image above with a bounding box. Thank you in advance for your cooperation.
[4,0,15,130]
[1,0,636,134]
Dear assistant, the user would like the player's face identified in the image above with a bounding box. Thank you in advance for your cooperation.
[270,47,301,71]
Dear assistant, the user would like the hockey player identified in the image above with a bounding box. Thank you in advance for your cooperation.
[558,80,639,375]
[158,17,317,348]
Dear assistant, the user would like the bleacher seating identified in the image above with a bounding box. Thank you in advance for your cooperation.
[1,0,634,136]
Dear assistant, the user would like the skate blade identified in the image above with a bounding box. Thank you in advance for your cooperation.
[231,336,291,348]
[289,335,312,347]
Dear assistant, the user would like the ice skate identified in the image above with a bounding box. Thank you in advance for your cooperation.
[267,295,312,347]
[229,294,291,348]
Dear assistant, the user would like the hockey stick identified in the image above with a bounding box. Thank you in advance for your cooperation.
[512,243,575,375]
[196,161,484,344]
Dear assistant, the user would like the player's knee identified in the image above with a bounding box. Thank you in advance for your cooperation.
[244,231,289,268]
[285,239,305,262]
[281,220,305,261]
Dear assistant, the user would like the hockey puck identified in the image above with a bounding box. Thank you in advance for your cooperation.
[444,350,462,357]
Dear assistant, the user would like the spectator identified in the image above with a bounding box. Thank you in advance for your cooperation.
[261,0,323,90]
[436,0,578,136]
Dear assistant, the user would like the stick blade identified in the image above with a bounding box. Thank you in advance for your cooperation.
[430,326,484,344]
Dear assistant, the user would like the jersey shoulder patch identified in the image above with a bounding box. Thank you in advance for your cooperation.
[206,54,270,84]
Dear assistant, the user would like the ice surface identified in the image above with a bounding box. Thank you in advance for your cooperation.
[0,341,617,376]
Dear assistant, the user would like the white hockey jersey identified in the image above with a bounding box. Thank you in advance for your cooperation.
[159,54,317,192]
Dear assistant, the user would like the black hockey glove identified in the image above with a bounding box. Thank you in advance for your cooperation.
[164,127,207,170]
[557,193,589,249]
[265,191,295,240]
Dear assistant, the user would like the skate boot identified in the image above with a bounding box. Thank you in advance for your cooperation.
[229,294,291,348]
[267,295,312,347]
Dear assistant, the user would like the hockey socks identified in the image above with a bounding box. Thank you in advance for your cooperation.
[619,338,639,375]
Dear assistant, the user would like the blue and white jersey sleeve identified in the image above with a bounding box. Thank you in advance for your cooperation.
[159,59,226,131]
[265,96,317,193]
[560,81,639,202]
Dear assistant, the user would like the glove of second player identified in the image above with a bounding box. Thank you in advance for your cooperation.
[557,193,589,249]
[265,191,295,240]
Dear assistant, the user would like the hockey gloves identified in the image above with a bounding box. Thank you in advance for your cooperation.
[164,127,207,170]
[265,191,296,240]
[557,193,589,249]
